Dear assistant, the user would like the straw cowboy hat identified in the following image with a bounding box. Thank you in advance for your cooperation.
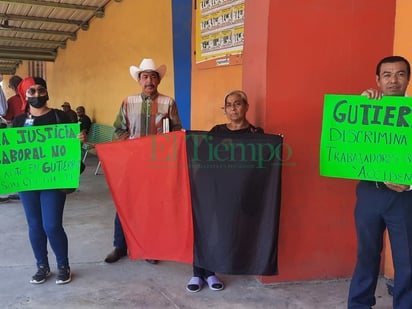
[129,58,167,81]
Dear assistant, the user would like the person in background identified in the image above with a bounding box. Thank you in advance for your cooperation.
[12,77,85,285]
[61,101,78,123]
[76,105,92,134]
[0,114,8,203]
[4,75,23,124]
[186,90,263,293]
[0,115,6,128]
[0,74,7,117]
[105,58,182,264]
[3,75,24,201]
[347,56,412,309]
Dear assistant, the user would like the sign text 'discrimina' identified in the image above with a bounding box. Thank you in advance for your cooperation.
[320,94,412,183]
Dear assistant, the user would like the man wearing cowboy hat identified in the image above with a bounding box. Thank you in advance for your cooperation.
[105,58,182,264]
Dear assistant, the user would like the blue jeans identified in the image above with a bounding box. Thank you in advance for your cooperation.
[348,181,412,309]
[114,212,127,250]
[19,190,69,268]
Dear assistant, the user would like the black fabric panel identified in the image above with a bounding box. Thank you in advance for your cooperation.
[186,130,283,275]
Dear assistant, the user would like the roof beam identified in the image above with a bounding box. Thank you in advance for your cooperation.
[0,68,17,75]
[0,36,66,48]
[0,0,120,73]
[0,0,103,12]
[0,13,85,27]
[0,52,55,61]
[0,46,57,55]
[0,60,21,65]
[0,64,21,71]
[0,64,16,67]
[0,26,76,39]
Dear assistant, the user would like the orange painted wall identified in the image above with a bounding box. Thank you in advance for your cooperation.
[383,0,412,279]
[241,0,269,127]
[190,63,242,130]
[48,0,175,126]
[190,2,243,130]
[242,0,396,282]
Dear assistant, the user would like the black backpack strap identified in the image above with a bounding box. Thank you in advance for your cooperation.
[53,109,62,124]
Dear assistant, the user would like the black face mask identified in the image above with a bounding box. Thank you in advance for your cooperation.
[27,95,48,108]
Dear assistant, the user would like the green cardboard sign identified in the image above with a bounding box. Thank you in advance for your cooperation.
[320,94,412,184]
[0,123,81,194]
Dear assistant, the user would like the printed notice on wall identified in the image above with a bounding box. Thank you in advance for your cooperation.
[0,124,81,194]
[320,95,412,183]
[195,0,245,65]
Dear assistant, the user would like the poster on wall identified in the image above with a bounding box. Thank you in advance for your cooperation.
[195,0,245,68]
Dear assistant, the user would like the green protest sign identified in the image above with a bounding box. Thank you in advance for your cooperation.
[0,123,81,194]
[320,94,412,183]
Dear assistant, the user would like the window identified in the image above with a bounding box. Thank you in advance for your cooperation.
[28,61,46,79]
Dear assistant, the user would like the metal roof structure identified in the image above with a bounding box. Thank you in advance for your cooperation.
[0,0,121,75]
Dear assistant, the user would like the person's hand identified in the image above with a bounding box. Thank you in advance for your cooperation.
[383,182,411,192]
[78,131,87,143]
[118,132,130,140]
[361,88,383,99]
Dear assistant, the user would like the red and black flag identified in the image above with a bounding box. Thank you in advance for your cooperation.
[96,131,282,275]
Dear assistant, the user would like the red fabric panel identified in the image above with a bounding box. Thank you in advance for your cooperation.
[96,131,193,263]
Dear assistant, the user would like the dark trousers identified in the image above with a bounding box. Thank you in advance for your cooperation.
[113,212,127,250]
[348,181,412,309]
[193,265,214,278]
